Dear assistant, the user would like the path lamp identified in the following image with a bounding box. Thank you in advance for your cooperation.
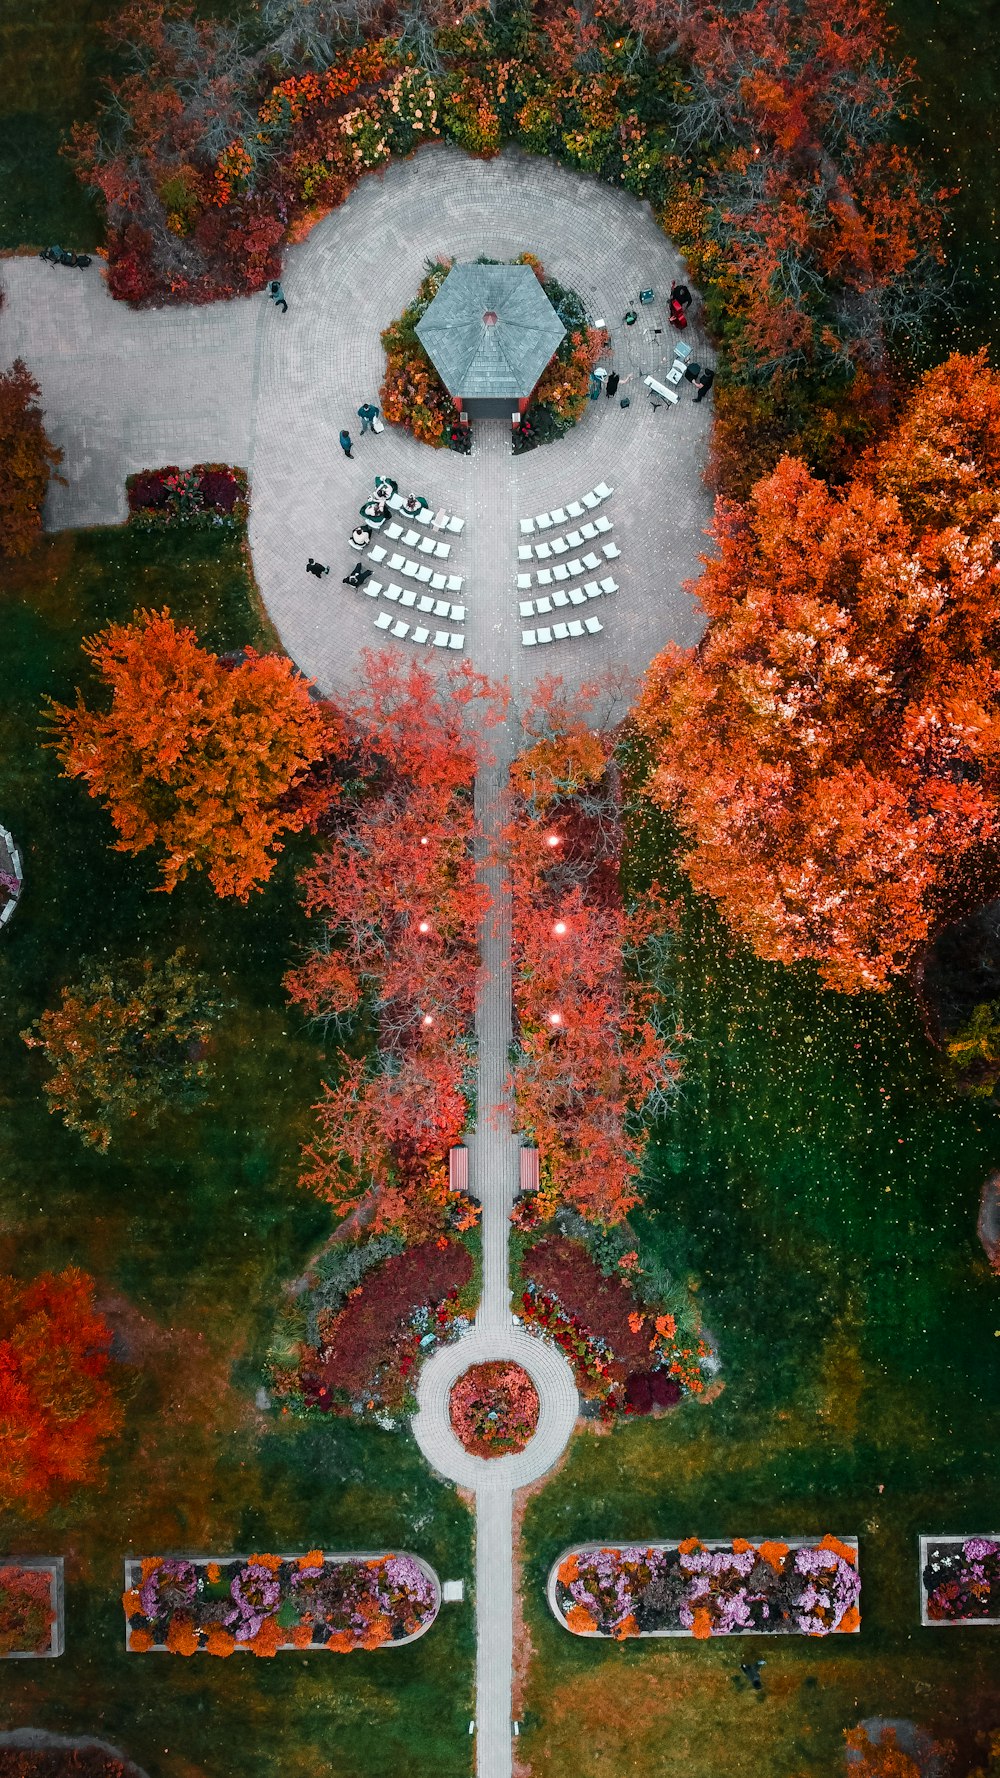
[552,921,567,936]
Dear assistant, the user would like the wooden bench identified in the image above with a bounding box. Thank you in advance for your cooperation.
[449,1145,469,1193]
[519,1147,540,1193]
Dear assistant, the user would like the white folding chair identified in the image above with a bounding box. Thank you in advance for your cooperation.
[448,633,464,650]
[384,522,404,541]
[416,565,434,583]
[418,594,435,612]
[581,551,601,571]
[551,589,570,608]
[402,528,420,548]
[550,536,568,556]
[536,625,553,644]
[446,575,463,593]
[566,501,585,519]
[584,581,602,599]
[519,599,535,618]
[553,622,569,640]
[400,587,417,608]
[566,530,584,549]
[374,611,392,630]
[568,588,587,607]
[584,615,603,634]
[594,515,612,535]
[384,583,402,602]
[550,508,567,524]
[412,626,430,644]
[582,491,600,510]
[432,509,449,530]
[518,544,534,562]
[537,568,553,587]
[517,573,533,591]
[535,541,552,560]
[449,604,466,622]
[603,541,621,560]
[593,482,613,499]
[446,516,464,534]
[519,517,536,536]
[363,579,380,598]
[552,564,569,583]
[388,552,405,570]
[522,630,538,647]
[567,619,585,637]
[535,512,553,529]
[370,544,389,564]
[565,558,584,578]
[418,536,436,555]
[391,619,409,638]
[580,521,598,541]
[430,572,447,591]
[433,541,451,560]
[535,595,553,614]
[600,577,620,595]
[433,631,450,648]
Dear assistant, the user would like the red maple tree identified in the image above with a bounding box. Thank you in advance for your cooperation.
[637,350,1000,993]
[49,608,336,899]
[0,1268,122,1516]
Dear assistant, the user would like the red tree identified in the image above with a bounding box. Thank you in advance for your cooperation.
[0,1268,122,1516]
[0,360,63,558]
[637,350,1000,993]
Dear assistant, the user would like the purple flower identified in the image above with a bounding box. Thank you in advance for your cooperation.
[138,1558,196,1621]
[964,1539,998,1561]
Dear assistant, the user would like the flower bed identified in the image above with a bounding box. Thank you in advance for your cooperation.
[0,1561,63,1658]
[126,464,248,529]
[549,1537,860,1639]
[449,1361,539,1457]
[123,1552,439,1654]
[920,1535,1000,1625]
[518,1234,712,1418]
[0,824,22,931]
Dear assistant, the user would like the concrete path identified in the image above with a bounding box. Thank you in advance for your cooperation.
[0,146,712,699]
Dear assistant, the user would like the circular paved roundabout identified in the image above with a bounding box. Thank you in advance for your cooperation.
[411,1324,579,1494]
[249,143,712,697]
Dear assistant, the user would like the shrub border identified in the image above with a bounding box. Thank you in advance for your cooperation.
[0,1559,64,1659]
[546,1538,861,1638]
[122,1552,441,1652]
[919,1533,1000,1628]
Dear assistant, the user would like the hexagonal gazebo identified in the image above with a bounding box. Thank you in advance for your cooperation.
[415,263,566,421]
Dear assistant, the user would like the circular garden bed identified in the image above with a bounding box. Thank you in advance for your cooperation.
[449,1361,539,1457]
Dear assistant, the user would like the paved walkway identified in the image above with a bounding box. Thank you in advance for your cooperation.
[0,145,718,1778]
[0,146,711,698]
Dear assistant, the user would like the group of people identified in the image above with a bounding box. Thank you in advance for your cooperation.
[306,473,431,586]
[339,402,382,459]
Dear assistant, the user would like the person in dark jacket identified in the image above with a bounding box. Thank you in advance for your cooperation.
[693,366,715,402]
[305,558,329,578]
[339,429,354,458]
[343,562,371,587]
[605,371,620,398]
[683,361,702,384]
[670,279,692,309]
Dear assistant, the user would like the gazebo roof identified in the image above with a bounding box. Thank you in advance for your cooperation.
[415,263,566,401]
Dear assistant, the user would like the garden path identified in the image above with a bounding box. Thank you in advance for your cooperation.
[0,144,712,699]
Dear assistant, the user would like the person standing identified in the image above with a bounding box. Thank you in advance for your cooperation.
[670,279,692,309]
[693,366,715,403]
[339,429,354,458]
[305,558,329,578]
[357,402,380,434]
[269,280,288,313]
[605,371,620,399]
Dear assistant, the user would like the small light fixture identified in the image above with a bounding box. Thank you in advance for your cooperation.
[546,833,560,848]
[418,921,431,934]
[553,920,567,936]
[420,836,429,847]
[422,1014,434,1027]
[547,1011,562,1027]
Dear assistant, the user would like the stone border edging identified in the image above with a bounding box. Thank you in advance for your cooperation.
[546,1537,861,1637]
[0,1558,64,1658]
[123,1552,440,1652]
[0,824,23,930]
[919,1533,1000,1627]
[411,1325,579,1493]
[0,1731,147,1775]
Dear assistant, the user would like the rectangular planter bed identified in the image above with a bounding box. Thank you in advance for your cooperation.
[123,1551,440,1654]
[549,1536,860,1638]
[0,1559,64,1658]
[920,1535,1000,1626]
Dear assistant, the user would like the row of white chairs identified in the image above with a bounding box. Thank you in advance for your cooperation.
[375,611,464,649]
[353,579,466,622]
[519,578,618,618]
[519,484,613,534]
[387,493,464,533]
[517,542,620,590]
[523,617,603,645]
[370,536,451,564]
[367,549,464,592]
[518,516,613,560]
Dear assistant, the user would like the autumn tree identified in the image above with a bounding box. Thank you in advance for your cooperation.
[22,950,226,1151]
[0,1268,122,1516]
[289,651,507,1234]
[0,360,63,559]
[507,678,680,1225]
[637,350,1000,995]
[48,608,334,899]
[843,1725,950,1777]
[651,0,948,388]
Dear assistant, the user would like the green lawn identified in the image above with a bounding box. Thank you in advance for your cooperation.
[0,527,474,1778]
[518,799,1000,1776]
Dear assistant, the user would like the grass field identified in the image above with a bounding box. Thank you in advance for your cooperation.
[518,798,1000,1776]
[0,527,474,1778]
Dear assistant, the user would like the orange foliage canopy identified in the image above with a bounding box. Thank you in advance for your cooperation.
[637,351,1000,993]
[843,1726,935,1777]
[0,1267,122,1516]
[49,608,335,899]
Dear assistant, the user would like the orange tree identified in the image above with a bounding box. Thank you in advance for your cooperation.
[379,261,459,448]
[48,608,336,899]
[289,651,507,1236]
[0,1268,122,1517]
[636,349,1000,994]
[0,360,63,559]
[507,678,680,1225]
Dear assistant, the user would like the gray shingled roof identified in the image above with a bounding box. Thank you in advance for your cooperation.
[415,263,566,400]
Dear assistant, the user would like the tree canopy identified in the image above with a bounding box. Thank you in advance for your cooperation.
[49,608,334,899]
[637,350,1000,993]
[0,359,63,559]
